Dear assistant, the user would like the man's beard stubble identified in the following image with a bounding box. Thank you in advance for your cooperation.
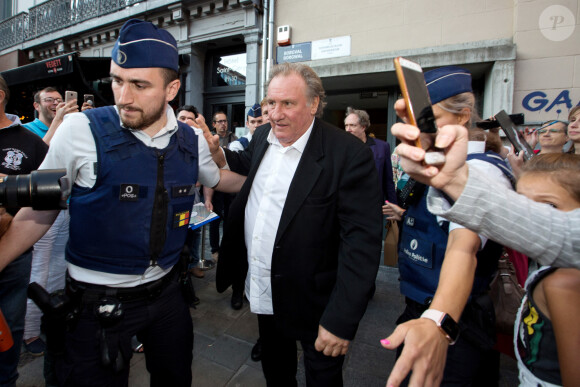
[118,100,166,131]
[40,104,55,125]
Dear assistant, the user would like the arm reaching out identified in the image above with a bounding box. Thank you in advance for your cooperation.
[0,208,59,272]
[195,114,227,168]
[381,228,480,387]
[203,185,214,211]
[43,99,79,145]
[383,201,405,221]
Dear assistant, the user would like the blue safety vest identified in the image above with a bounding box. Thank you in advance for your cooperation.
[398,151,513,304]
[237,136,250,150]
[66,107,199,275]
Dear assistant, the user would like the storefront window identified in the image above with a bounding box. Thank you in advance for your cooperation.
[212,52,246,87]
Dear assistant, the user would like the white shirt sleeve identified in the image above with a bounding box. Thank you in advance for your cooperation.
[427,165,580,268]
[192,127,220,188]
[445,157,513,249]
[39,112,97,189]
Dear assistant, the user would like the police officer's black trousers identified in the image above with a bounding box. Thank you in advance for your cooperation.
[55,280,193,387]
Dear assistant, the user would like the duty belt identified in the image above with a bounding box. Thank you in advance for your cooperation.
[66,266,178,304]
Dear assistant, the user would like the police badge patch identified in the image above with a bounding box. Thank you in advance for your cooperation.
[119,183,139,202]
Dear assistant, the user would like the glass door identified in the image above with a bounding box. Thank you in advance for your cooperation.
[205,96,246,138]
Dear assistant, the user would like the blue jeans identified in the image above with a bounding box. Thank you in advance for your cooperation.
[0,251,33,387]
[186,228,201,269]
[190,227,201,266]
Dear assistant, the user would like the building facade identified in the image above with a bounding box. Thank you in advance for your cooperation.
[272,0,579,143]
[0,0,265,132]
[0,0,578,142]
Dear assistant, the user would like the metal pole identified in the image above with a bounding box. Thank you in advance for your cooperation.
[259,0,269,101]
[266,0,275,85]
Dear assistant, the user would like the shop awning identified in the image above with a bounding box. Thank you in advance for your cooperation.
[1,52,110,86]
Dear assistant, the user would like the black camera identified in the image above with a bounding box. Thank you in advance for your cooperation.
[0,169,68,210]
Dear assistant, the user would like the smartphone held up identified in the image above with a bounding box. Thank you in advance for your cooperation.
[84,94,94,107]
[64,90,77,104]
[394,57,445,165]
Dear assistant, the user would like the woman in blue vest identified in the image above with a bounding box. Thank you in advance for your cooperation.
[390,67,513,386]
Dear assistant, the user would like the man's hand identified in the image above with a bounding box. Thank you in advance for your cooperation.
[81,101,94,111]
[381,318,449,387]
[195,114,226,167]
[195,115,220,154]
[54,99,79,123]
[523,126,538,149]
[391,99,470,200]
[506,146,525,179]
[314,325,349,357]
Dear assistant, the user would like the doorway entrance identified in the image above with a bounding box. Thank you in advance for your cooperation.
[205,95,246,138]
[204,46,247,137]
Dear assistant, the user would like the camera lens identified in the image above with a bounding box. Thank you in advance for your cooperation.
[0,169,68,210]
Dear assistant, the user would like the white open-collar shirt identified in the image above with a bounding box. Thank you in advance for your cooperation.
[244,119,314,314]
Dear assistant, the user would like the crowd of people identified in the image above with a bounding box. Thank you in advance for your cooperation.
[0,17,578,387]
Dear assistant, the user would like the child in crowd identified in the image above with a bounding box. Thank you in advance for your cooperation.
[514,153,580,386]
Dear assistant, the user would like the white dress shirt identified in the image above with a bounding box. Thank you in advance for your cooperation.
[244,120,314,314]
[39,105,220,287]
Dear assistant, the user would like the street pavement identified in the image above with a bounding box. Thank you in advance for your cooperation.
[17,247,519,386]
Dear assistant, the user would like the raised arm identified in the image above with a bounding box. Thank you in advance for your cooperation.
[382,228,480,386]
[390,98,580,268]
[42,99,79,145]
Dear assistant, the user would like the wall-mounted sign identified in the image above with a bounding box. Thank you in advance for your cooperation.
[311,36,351,60]
[276,42,311,63]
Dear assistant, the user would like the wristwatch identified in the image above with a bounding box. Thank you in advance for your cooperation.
[420,309,460,345]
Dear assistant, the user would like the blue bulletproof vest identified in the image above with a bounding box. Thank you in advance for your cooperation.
[66,107,199,275]
[399,151,513,304]
[237,136,250,150]
[465,151,516,189]
[398,190,450,304]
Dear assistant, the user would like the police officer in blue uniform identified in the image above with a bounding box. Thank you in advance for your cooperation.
[0,19,244,386]
[392,67,512,386]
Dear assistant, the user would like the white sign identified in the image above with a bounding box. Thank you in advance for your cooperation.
[311,36,351,60]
